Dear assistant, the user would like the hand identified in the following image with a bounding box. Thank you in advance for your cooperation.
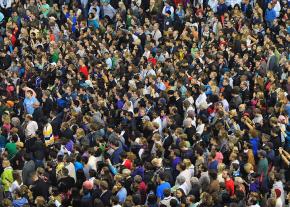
[278,147,283,154]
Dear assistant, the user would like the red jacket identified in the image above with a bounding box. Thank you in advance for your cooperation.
[79,65,89,79]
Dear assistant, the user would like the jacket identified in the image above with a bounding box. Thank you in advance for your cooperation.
[22,160,35,186]
[1,166,13,191]
[265,8,276,22]
[12,197,28,207]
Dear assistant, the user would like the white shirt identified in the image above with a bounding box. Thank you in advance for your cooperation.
[195,93,207,110]
[146,69,156,77]
[272,181,285,206]
[9,180,22,193]
[25,121,38,137]
[0,0,12,9]
[177,169,192,192]
[208,0,218,12]
[221,99,229,112]
[142,50,151,59]
[153,116,167,134]
[273,1,281,17]
[275,197,283,207]
[196,123,205,135]
[65,162,76,181]
[151,29,162,44]
[225,0,241,8]
[88,155,97,171]
[160,196,176,207]
[186,96,195,105]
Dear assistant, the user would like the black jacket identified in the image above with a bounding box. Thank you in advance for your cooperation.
[0,54,11,70]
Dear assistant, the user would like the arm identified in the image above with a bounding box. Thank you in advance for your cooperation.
[162,6,166,16]
[23,87,37,97]
[279,148,290,166]
[242,117,255,130]
[279,147,290,159]
[106,158,118,175]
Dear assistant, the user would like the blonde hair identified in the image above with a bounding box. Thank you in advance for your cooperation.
[127,152,136,161]
[2,159,11,168]
[2,114,10,124]
[183,159,192,168]
[217,163,226,173]
[76,128,85,138]
[244,163,254,173]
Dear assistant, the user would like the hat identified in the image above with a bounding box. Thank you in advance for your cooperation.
[6,101,14,108]
[83,180,93,190]
[151,158,162,167]
[166,10,171,15]
[258,150,266,157]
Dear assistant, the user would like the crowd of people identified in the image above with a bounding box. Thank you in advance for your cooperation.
[0,0,289,206]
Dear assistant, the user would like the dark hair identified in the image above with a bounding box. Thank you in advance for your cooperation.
[158,172,166,181]
[94,199,104,207]
[110,195,119,205]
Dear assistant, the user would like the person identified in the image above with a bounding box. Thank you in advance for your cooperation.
[222,169,235,196]
[156,172,171,200]
[12,189,29,207]
[5,134,18,160]
[1,159,13,197]
[0,0,288,205]
[30,168,50,200]
[9,171,22,195]
[265,3,276,28]
[24,114,38,139]
[23,90,39,115]
[22,153,35,186]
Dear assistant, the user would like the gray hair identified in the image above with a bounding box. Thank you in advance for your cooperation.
[176,175,186,185]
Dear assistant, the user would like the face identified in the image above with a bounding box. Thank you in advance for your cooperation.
[26,91,32,98]
[222,171,227,179]
[176,190,182,198]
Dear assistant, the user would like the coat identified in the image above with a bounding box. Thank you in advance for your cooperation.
[1,166,13,191]
[22,160,35,186]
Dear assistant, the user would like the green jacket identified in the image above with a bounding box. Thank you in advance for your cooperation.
[1,167,13,191]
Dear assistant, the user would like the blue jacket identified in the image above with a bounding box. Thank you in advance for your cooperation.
[265,8,276,22]
[249,137,259,157]
[286,126,290,148]
[217,3,228,16]
[13,197,29,207]
[111,147,123,165]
